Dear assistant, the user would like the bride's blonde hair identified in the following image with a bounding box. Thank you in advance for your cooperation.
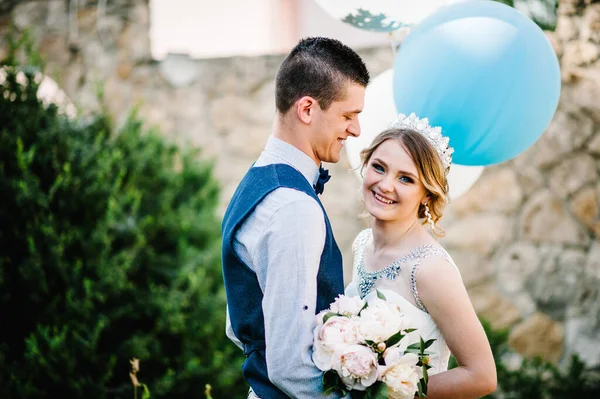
[359,128,450,236]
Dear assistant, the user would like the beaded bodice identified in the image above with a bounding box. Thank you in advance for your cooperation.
[353,229,453,312]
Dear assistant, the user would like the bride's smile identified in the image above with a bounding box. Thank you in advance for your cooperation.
[362,139,427,224]
[372,191,397,205]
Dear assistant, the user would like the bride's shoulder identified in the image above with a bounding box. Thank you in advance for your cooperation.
[413,248,462,289]
[411,249,469,316]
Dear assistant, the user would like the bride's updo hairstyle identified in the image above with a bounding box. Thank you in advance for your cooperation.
[359,128,450,235]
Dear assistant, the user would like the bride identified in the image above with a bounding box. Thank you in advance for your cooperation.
[346,115,497,398]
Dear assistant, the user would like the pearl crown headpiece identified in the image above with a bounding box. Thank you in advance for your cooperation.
[387,113,454,171]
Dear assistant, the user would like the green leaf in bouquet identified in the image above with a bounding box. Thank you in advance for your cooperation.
[385,331,404,348]
[407,342,421,350]
[419,337,436,352]
[406,342,422,353]
[350,390,369,399]
[417,363,430,398]
[371,382,390,399]
[417,380,427,398]
[376,290,387,300]
[403,328,417,333]
[323,312,340,323]
[322,370,342,395]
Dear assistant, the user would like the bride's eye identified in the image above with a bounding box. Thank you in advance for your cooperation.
[399,176,414,184]
[372,163,384,173]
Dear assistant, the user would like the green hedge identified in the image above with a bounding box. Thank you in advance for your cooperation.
[449,319,600,398]
[0,42,246,398]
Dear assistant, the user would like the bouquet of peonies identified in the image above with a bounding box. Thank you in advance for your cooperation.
[312,291,434,399]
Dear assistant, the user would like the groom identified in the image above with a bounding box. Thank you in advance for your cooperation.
[222,37,369,398]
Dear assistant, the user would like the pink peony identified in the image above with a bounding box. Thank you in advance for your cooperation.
[313,315,360,371]
[333,345,379,391]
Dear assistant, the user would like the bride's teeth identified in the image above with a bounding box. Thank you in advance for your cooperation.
[375,193,394,204]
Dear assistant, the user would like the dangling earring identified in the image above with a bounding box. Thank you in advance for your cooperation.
[423,202,436,232]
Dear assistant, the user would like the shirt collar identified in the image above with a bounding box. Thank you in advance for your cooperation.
[263,136,320,186]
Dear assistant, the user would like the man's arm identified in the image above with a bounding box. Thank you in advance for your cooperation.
[253,192,343,398]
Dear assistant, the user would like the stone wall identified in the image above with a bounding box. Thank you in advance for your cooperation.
[1,0,599,366]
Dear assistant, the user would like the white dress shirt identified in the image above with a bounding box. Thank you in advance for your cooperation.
[226,136,343,398]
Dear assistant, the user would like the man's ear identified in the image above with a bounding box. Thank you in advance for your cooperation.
[296,96,316,124]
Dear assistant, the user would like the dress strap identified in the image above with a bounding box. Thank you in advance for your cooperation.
[353,228,371,257]
[410,246,454,313]
[351,229,371,283]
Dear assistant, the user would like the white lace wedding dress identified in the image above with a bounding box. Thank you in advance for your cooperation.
[345,229,460,375]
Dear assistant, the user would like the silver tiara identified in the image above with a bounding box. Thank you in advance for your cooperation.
[387,113,453,171]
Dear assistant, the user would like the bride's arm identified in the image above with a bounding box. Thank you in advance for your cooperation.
[414,257,497,399]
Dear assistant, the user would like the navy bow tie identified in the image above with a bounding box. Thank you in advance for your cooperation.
[314,166,331,195]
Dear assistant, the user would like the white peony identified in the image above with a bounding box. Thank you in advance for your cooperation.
[358,298,408,343]
[383,346,418,366]
[332,344,379,391]
[313,315,360,371]
[378,352,421,399]
[329,294,365,317]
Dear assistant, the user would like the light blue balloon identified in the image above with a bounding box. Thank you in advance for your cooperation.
[392,0,561,166]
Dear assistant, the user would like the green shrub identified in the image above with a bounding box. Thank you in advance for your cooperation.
[449,319,600,398]
[0,40,246,398]
[493,353,600,399]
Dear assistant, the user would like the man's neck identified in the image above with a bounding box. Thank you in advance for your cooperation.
[272,117,320,166]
